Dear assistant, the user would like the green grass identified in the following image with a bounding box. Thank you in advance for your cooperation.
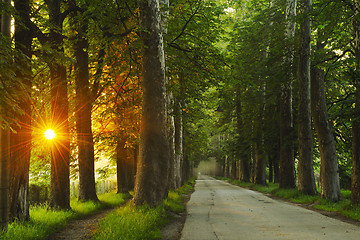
[94,178,196,240]
[93,204,167,240]
[0,191,126,240]
[164,191,185,213]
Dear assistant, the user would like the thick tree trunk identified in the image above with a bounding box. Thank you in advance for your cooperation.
[73,16,98,202]
[311,67,341,201]
[279,0,297,189]
[297,0,317,195]
[9,0,32,221]
[0,0,11,230]
[132,0,170,206]
[352,0,360,204]
[47,0,70,210]
[0,127,9,231]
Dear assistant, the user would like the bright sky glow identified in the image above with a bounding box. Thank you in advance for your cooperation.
[44,129,56,140]
[224,7,235,14]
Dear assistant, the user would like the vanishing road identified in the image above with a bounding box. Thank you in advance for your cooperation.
[181,175,360,240]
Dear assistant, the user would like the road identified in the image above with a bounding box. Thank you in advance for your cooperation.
[180,175,360,240]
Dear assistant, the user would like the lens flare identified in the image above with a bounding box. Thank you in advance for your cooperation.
[44,129,56,140]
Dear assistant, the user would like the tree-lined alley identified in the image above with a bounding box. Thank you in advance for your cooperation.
[1,0,360,237]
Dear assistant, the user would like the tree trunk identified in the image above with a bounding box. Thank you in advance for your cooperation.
[273,153,280,183]
[47,0,70,210]
[269,156,274,183]
[73,14,98,202]
[255,82,266,185]
[0,0,11,230]
[174,99,183,188]
[132,0,170,206]
[311,67,341,201]
[116,136,130,193]
[352,0,360,204]
[279,0,297,189]
[0,124,9,232]
[236,89,251,182]
[230,160,237,180]
[297,0,317,195]
[9,0,32,221]
[167,95,176,190]
[254,142,266,185]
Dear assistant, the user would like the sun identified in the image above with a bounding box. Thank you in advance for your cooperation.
[44,129,56,140]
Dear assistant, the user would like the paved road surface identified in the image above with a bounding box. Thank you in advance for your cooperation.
[181,175,360,240]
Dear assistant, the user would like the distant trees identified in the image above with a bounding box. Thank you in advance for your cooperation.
[217,0,360,204]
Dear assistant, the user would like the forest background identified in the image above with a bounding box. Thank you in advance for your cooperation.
[1,0,360,235]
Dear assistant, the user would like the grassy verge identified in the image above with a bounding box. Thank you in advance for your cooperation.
[215,176,360,222]
[93,178,196,240]
[0,192,128,240]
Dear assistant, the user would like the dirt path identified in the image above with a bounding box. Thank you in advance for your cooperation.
[48,208,114,240]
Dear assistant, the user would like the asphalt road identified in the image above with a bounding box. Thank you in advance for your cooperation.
[180,175,360,240]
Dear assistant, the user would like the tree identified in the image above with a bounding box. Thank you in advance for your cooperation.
[297,0,317,195]
[46,0,71,209]
[70,2,98,202]
[132,0,170,206]
[311,64,341,201]
[0,0,11,230]
[352,0,360,204]
[9,0,33,221]
[279,0,296,189]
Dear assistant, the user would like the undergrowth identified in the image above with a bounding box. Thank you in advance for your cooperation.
[93,178,196,240]
[0,191,127,240]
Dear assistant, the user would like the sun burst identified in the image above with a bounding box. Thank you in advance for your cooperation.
[44,129,56,140]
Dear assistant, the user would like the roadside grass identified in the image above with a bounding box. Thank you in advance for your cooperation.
[216,176,360,222]
[93,178,196,240]
[0,191,127,240]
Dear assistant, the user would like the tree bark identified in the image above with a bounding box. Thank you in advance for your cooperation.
[297,0,317,195]
[279,0,297,189]
[167,95,176,190]
[235,89,251,182]
[255,83,266,185]
[132,0,170,206]
[230,160,237,180]
[352,0,360,204]
[72,13,98,202]
[8,0,32,221]
[116,135,130,193]
[254,142,266,185]
[311,67,341,201]
[47,0,70,210]
[174,98,183,188]
[0,0,11,230]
